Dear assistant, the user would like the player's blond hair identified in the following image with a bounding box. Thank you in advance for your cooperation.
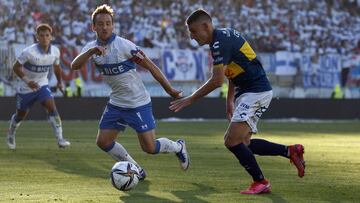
[36,23,52,34]
[92,4,114,24]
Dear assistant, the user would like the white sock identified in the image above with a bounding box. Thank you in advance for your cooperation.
[156,138,181,153]
[8,114,21,136]
[48,115,63,140]
[107,142,139,166]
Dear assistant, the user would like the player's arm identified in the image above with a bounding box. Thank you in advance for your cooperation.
[13,60,39,91]
[71,46,106,70]
[169,65,226,112]
[53,64,64,95]
[136,51,182,98]
[226,80,235,121]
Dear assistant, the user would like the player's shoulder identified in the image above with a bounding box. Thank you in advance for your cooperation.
[212,28,244,50]
[81,40,97,52]
[114,35,136,47]
[23,43,37,52]
[50,44,60,55]
[83,40,97,49]
[214,28,243,41]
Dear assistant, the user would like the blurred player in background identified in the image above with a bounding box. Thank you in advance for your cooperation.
[170,9,305,194]
[71,4,190,180]
[6,24,70,150]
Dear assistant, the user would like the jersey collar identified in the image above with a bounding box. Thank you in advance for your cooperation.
[36,43,51,54]
[96,33,116,46]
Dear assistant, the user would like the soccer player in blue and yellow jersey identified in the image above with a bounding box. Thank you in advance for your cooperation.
[6,24,70,150]
[71,4,189,180]
[170,9,305,194]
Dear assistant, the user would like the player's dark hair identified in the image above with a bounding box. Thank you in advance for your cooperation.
[186,9,212,25]
[36,23,52,34]
[92,4,114,25]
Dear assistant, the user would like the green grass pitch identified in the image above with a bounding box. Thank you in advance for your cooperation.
[0,120,359,202]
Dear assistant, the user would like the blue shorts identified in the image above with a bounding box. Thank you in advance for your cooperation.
[99,102,156,133]
[16,85,53,111]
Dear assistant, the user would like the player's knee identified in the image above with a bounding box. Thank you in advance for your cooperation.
[224,136,244,148]
[141,144,156,154]
[96,136,112,149]
[15,115,24,122]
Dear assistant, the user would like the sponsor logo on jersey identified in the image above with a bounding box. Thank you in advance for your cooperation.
[212,41,220,49]
[214,57,223,63]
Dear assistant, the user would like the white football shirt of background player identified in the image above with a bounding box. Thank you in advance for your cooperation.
[16,44,60,94]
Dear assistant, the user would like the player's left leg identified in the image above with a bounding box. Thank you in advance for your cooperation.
[247,139,305,177]
[40,87,70,148]
[137,130,189,171]
[130,103,189,171]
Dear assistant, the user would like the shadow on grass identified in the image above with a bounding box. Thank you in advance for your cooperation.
[262,193,288,203]
[5,147,110,179]
[120,182,217,203]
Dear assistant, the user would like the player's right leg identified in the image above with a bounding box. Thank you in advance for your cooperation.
[97,104,145,179]
[6,110,28,150]
[6,92,35,150]
[96,129,146,179]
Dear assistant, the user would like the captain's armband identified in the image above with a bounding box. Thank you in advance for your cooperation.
[130,49,146,64]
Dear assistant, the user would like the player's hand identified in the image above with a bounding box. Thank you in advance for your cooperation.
[91,46,106,56]
[167,88,183,99]
[226,101,234,121]
[169,96,193,112]
[27,81,40,91]
[57,82,65,96]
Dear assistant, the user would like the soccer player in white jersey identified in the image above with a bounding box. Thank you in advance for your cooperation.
[71,4,190,179]
[6,24,71,149]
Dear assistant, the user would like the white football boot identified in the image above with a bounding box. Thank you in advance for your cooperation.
[175,139,190,170]
[137,166,147,181]
[6,129,16,150]
[57,138,71,148]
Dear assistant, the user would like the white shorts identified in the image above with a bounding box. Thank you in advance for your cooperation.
[231,90,273,133]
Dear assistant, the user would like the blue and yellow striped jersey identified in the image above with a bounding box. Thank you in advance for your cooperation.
[210,28,272,97]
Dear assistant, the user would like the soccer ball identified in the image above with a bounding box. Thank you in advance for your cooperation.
[110,161,140,191]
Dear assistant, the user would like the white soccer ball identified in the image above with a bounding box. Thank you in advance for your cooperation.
[110,161,140,191]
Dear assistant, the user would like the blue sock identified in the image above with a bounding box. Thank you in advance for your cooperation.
[227,143,264,182]
[248,139,288,158]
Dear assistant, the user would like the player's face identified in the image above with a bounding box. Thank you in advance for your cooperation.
[36,30,52,47]
[93,13,113,41]
[187,21,211,46]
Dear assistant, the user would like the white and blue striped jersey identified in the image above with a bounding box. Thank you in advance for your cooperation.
[17,43,60,94]
[81,34,150,108]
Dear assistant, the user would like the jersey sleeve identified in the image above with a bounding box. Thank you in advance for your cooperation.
[121,38,145,63]
[17,48,29,65]
[80,43,92,54]
[211,38,232,68]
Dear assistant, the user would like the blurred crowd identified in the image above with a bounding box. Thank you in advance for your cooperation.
[1,0,360,54]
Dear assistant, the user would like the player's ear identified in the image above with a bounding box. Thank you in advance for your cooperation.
[91,24,96,31]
